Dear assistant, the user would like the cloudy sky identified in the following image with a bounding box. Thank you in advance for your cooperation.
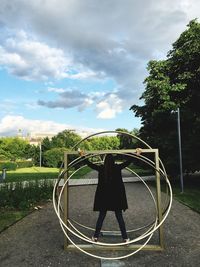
[0,0,199,137]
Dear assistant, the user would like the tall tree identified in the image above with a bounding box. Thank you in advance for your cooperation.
[130,19,200,175]
[0,137,32,160]
[115,128,139,149]
[51,130,81,149]
[41,137,52,152]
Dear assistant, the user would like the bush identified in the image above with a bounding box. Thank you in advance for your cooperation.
[43,147,66,168]
[0,154,9,161]
[0,161,17,171]
[16,160,34,168]
[0,148,12,161]
[6,172,58,182]
[0,181,54,210]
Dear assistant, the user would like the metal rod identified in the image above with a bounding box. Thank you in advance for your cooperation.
[39,142,42,167]
[64,153,69,248]
[177,108,184,193]
[154,149,164,249]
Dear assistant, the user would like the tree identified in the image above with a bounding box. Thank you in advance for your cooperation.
[115,128,139,149]
[0,148,12,161]
[41,137,52,152]
[130,19,200,174]
[88,136,120,150]
[51,130,81,149]
[43,147,66,168]
[0,137,32,161]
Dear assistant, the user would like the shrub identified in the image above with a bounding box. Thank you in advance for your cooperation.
[16,160,34,168]
[0,161,17,171]
[0,148,12,161]
[6,172,58,182]
[0,180,54,210]
[43,147,66,168]
[0,154,9,161]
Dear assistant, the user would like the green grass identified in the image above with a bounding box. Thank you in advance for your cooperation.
[0,209,30,232]
[5,167,59,182]
[173,188,200,212]
[5,166,91,182]
[171,175,200,213]
[9,167,59,173]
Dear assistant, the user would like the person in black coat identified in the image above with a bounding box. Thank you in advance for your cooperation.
[80,152,131,242]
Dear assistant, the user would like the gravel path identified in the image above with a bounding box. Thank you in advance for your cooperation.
[0,181,199,267]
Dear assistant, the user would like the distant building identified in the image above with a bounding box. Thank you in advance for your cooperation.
[16,128,97,146]
[17,129,56,146]
[27,133,56,146]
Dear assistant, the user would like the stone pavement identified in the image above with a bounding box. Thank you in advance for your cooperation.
[0,179,200,267]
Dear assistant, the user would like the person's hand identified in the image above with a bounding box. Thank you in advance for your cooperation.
[78,148,85,157]
[136,148,142,156]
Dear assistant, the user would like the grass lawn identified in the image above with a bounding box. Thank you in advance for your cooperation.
[5,166,91,182]
[171,175,200,213]
[0,209,31,232]
[9,167,60,173]
[6,167,59,182]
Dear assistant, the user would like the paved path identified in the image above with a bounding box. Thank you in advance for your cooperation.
[0,179,199,266]
[65,169,155,186]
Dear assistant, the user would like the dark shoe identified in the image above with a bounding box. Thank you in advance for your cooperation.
[91,236,98,242]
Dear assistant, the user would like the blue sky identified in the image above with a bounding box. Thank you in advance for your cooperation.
[0,0,199,137]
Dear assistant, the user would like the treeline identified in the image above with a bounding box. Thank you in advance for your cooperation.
[0,128,139,169]
[130,19,200,175]
[0,137,34,161]
[40,129,139,167]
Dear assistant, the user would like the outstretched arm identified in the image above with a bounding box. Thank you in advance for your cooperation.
[78,149,101,171]
[118,149,142,169]
[117,158,132,170]
[84,158,101,171]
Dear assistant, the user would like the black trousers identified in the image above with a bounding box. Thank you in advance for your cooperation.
[94,210,128,239]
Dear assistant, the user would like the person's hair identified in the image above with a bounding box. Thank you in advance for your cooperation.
[104,154,115,183]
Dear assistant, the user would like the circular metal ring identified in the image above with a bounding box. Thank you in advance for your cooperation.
[55,152,172,246]
[53,131,173,259]
[53,153,172,259]
[67,160,158,235]
[66,159,158,242]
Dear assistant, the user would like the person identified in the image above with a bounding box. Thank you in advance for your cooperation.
[79,151,131,243]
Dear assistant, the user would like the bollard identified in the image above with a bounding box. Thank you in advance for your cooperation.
[2,168,6,182]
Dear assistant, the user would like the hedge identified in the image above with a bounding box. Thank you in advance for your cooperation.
[16,160,34,168]
[0,180,54,209]
[0,161,17,171]
[0,160,34,171]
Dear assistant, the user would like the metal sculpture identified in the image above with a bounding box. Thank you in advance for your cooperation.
[53,131,172,260]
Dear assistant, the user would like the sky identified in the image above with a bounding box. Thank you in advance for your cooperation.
[0,0,199,137]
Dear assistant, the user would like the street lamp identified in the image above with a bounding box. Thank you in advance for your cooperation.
[39,142,42,167]
[177,107,184,193]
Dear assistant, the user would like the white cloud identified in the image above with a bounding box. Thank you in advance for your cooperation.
[0,115,103,137]
[38,87,123,118]
[0,0,200,117]
[47,87,66,93]
[96,94,123,119]
[38,89,92,109]
[0,30,99,81]
[0,31,70,80]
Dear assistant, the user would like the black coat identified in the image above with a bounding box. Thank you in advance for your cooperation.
[85,159,131,211]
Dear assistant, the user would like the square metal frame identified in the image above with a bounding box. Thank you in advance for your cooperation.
[63,149,164,252]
